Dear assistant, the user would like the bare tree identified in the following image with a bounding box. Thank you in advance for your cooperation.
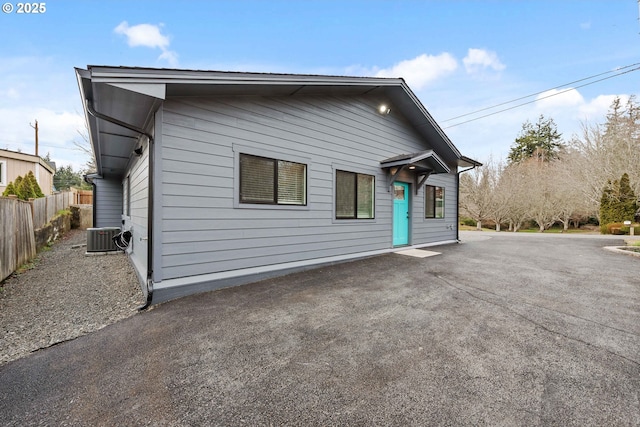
[459,163,493,230]
[570,96,640,220]
[485,157,510,231]
[500,163,530,232]
[72,124,96,174]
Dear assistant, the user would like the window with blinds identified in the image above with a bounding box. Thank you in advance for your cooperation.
[425,185,444,218]
[240,154,307,205]
[336,170,374,219]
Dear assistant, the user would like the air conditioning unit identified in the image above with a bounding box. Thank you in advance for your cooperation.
[86,227,120,252]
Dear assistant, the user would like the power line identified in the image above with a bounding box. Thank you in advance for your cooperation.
[441,62,640,123]
[441,62,640,129]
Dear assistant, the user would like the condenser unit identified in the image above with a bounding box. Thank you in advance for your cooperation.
[86,227,120,252]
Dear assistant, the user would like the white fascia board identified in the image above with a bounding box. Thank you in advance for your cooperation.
[87,66,403,87]
[107,83,166,100]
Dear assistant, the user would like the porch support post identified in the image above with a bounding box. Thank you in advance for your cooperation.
[388,165,407,191]
[415,171,432,194]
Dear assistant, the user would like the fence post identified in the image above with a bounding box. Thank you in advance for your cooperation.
[28,198,35,220]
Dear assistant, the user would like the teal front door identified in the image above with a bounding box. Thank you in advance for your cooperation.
[393,182,410,246]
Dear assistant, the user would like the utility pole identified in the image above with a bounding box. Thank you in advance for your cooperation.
[30,120,38,156]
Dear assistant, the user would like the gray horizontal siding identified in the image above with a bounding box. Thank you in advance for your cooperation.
[122,140,149,283]
[414,173,458,243]
[160,94,452,280]
[94,179,122,228]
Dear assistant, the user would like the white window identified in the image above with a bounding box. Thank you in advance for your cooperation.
[0,160,6,186]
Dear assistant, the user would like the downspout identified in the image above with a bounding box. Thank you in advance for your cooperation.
[456,163,479,242]
[83,174,97,227]
[86,99,154,310]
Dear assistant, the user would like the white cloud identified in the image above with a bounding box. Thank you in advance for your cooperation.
[578,94,627,121]
[536,88,585,109]
[463,48,505,75]
[373,53,458,90]
[114,21,169,49]
[159,50,179,67]
[1,87,20,100]
[114,21,178,66]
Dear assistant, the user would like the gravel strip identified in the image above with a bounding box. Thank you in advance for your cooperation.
[0,229,144,366]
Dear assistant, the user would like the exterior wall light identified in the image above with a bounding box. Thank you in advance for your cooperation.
[408,165,416,170]
[379,104,391,115]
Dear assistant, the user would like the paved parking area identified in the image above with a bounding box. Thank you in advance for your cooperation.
[1,232,638,426]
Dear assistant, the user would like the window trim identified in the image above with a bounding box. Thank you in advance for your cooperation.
[233,146,311,211]
[123,175,131,217]
[425,184,445,219]
[334,168,376,220]
[0,160,6,186]
[239,153,307,206]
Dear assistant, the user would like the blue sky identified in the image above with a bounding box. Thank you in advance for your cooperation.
[1,0,639,170]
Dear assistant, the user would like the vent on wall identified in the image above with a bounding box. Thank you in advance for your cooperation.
[86,227,120,252]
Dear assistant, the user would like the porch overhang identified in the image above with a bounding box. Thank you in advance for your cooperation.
[380,150,450,193]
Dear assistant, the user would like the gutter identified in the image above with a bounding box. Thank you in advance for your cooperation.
[86,99,154,310]
[456,162,481,242]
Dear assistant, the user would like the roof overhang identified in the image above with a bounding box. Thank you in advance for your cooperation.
[0,148,55,174]
[76,68,164,179]
[380,149,451,194]
[458,155,483,169]
[76,66,472,179]
[380,149,450,174]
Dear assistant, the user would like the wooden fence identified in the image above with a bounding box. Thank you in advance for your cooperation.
[70,188,93,205]
[0,197,36,282]
[30,192,73,230]
[1,191,80,282]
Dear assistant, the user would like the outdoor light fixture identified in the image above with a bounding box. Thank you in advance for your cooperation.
[408,165,416,170]
[378,104,391,115]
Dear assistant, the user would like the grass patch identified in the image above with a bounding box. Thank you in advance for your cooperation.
[459,225,494,232]
[15,258,38,274]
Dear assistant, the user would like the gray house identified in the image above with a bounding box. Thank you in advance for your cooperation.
[76,66,479,306]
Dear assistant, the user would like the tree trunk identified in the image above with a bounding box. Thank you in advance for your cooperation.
[495,222,501,231]
[476,221,482,231]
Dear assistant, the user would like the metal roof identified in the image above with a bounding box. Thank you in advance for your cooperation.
[76,66,475,179]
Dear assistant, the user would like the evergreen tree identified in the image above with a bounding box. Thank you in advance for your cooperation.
[508,115,564,164]
[2,172,44,200]
[25,171,44,198]
[600,173,638,229]
[2,181,16,197]
[53,165,85,190]
[600,180,615,227]
[618,173,637,221]
[13,176,24,199]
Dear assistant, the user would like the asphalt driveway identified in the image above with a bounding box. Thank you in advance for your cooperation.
[1,232,639,426]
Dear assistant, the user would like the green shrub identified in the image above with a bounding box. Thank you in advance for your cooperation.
[2,171,44,200]
[602,222,627,235]
[460,217,477,227]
